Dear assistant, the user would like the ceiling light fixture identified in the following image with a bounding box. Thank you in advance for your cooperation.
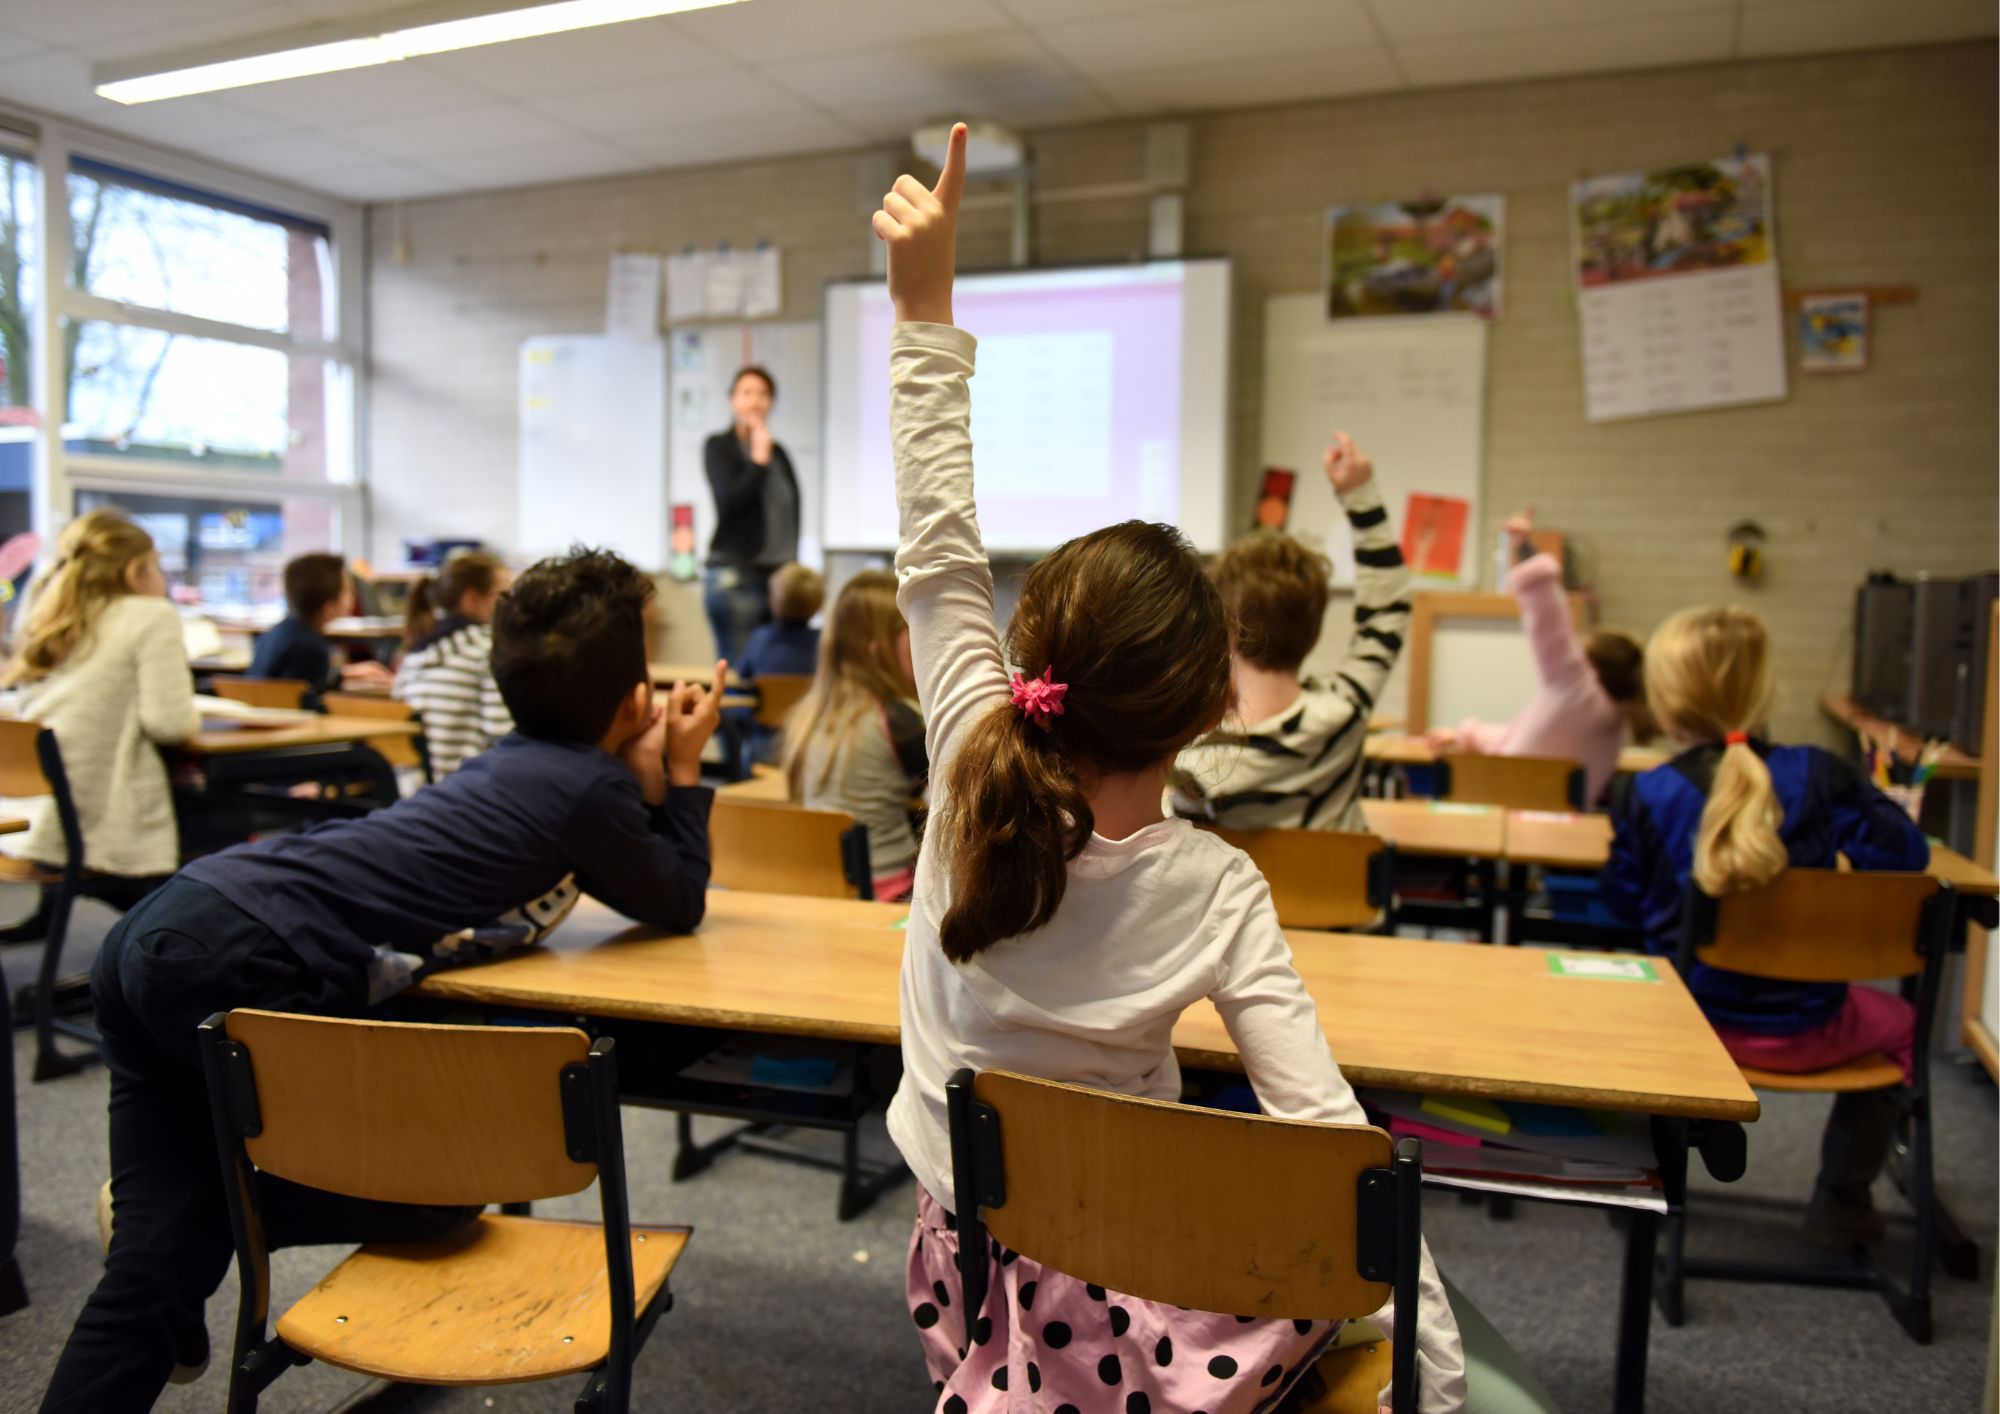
[95,0,744,104]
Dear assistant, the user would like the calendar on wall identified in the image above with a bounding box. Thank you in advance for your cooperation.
[1570,152,1787,423]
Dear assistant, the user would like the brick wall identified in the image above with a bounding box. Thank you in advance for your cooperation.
[366,41,1997,741]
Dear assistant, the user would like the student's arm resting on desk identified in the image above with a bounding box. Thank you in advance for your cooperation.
[565,772,714,932]
[1450,718,1508,755]
[1818,748,1929,871]
[1208,870,1467,1413]
[133,598,201,743]
[1330,466,1412,719]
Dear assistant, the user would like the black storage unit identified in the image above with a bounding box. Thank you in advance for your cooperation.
[1853,574,1914,718]
[1952,572,1999,755]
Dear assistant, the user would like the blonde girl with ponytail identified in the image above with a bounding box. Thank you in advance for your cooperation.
[871,125,1469,1414]
[1602,605,1929,1244]
[4,508,199,892]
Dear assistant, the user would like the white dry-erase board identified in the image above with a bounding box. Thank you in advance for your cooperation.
[518,335,668,569]
[1260,294,1487,584]
[666,321,823,570]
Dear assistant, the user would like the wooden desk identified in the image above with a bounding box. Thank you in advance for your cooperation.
[1360,799,1505,859]
[719,765,789,802]
[186,715,422,756]
[1365,737,1668,776]
[1820,693,1979,782]
[652,662,746,688]
[190,650,253,674]
[416,891,1755,1123]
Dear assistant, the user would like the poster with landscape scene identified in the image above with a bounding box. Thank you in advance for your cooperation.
[1323,195,1503,320]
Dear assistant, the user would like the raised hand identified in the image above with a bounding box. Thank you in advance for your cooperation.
[665,659,729,787]
[1504,502,1536,557]
[1322,431,1374,495]
[873,121,967,327]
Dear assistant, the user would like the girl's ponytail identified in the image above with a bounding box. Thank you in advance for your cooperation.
[402,574,438,651]
[935,700,1093,962]
[1693,734,1786,894]
[5,509,155,685]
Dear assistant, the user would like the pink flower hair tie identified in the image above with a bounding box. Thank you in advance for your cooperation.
[1009,667,1068,728]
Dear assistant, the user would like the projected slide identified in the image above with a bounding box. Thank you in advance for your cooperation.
[823,260,1230,553]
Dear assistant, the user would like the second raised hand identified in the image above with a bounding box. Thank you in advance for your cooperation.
[873,121,967,327]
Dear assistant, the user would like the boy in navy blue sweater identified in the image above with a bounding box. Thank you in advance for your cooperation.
[43,548,726,1414]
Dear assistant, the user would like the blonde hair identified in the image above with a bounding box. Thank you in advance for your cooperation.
[783,570,914,799]
[1645,606,1786,895]
[5,509,157,686]
[769,562,825,624]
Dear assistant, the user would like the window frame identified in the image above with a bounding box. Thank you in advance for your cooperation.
[2,102,366,566]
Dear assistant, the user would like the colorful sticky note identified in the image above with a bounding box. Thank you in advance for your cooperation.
[1421,1094,1513,1135]
[1546,954,1658,982]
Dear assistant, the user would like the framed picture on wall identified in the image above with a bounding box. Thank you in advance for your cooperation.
[1799,292,1870,373]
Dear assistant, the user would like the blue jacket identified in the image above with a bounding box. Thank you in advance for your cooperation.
[737,620,820,680]
[1601,740,1927,1034]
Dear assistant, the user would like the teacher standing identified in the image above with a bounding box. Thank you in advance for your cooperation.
[704,364,800,663]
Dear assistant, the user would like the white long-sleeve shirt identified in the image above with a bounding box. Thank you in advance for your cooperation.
[881,322,1465,1412]
[16,594,200,877]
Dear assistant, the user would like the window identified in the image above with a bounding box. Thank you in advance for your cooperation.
[76,489,344,612]
[0,147,33,423]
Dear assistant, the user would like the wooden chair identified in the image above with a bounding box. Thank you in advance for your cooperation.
[1204,825,1393,931]
[322,691,433,785]
[212,676,309,711]
[750,673,814,733]
[1661,869,1958,1342]
[708,798,871,901]
[0,720,98,1081]
[198,1010,688,1414]
[947,1069,1426,1414]
[1435,752,1584,812]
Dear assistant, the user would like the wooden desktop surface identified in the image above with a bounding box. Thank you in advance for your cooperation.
[1365,737,1668,775]
[187,715,423,756]
[1499,809,1998,896]
[1359,799,1506,858]
[1820,693,1979,781]
[652,662,747,688]
[415,890,1758,1122]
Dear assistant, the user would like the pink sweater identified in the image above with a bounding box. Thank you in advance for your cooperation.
[1455,553,1624,805]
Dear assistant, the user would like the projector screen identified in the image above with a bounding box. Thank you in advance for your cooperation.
[822,259,1231,554]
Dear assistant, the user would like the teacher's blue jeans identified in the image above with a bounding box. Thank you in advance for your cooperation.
[704,562,773,665]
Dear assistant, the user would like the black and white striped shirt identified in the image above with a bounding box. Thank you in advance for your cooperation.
[1171,477,1411,832]
[392,617,514,776]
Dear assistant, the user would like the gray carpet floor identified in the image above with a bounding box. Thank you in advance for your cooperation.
[0,897,1993,1414]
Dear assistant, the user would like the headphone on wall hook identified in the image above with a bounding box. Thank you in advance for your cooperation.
[1727,520,1767,581]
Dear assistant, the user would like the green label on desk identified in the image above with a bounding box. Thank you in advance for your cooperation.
[1547,954,1658,982]
[893,914,909,931]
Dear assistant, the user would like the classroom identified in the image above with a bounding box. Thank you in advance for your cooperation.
[0,1,1993,1411]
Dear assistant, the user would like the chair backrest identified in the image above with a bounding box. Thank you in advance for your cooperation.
[0,720,84,873]
[1204,825,1390,931]
[1438,752,1584,811]
[753,673,814,732]
[1679,869,1947,984]
[213,675,308,711]
[0,719,50,798]
[321,691,426,773]
[709,797,871,900]
[210,1009,598,1206]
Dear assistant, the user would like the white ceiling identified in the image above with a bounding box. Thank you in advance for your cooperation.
[0,0,1989,203]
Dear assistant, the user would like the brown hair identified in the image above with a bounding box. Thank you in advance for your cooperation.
[769,562,825,624]
[5,509,156,685]
[403,551,507,649]
[731,365,776,399]
[283,553,348,623]
[1208,532,1330,672]
[1587,627,1655,738]
[784,570,912,798]
[934,521,1232,962]
[1645,606,1786,895]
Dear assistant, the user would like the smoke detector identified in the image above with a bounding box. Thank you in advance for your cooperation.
[912,119,1027,176]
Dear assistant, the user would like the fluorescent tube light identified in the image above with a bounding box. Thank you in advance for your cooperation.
[96,0,742,104]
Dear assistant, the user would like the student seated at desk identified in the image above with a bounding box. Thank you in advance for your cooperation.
[248,553,391,710]
[1602,605,1926,1247]
[39,548,725,1414]
[2,509,199,913]
[873,127,1464,1414]
[392,551,514,775]
[1425,504,1650,804]
[1170,434,1411,833]
[784,569,926,901]
[737,560,822,679]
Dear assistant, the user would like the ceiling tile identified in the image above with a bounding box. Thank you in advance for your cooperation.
[1737,0,1995,55]
[334,101,580,161]
[1039,0,1379,77]
[1091,44,1401,111]
[762,29,1047,109]
[308,158,452,200]
[0,48,102,119]
[998,0,1233,22]
[672,0,1018,66]
[1394,9,1736,87]
[88,93,285,148]
[0,27,52,66]
[528,68,821,138]
[88,4,318,64]
[1,0,292,51]
[420,19,724,99]
[422,136,647,190]
[1367,0,1726,44]
[612,116,862,169]
[215,58,493,124]
[209,127,382,171]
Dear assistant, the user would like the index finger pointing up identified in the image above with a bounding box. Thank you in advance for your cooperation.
[932,121,967,212]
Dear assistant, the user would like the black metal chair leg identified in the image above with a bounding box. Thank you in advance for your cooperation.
[1655,1208,1687,1326]
[32,883,94,1082]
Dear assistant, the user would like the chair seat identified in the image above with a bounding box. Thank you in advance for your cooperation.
[0,855,63,886]
[1740,1052,1903,1093]
[276,1214,688,1385]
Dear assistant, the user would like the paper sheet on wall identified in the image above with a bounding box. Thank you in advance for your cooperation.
[666,252,708,322]
[605,252,662,339]
[666,248,783,321]
[1571,153,1788,422]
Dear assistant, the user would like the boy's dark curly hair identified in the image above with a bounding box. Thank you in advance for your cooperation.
[491,546,654,743]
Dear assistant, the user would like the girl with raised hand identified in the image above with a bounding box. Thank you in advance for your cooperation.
[875,123,1466,1414]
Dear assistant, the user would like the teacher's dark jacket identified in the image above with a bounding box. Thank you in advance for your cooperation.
[705,431,799,566]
